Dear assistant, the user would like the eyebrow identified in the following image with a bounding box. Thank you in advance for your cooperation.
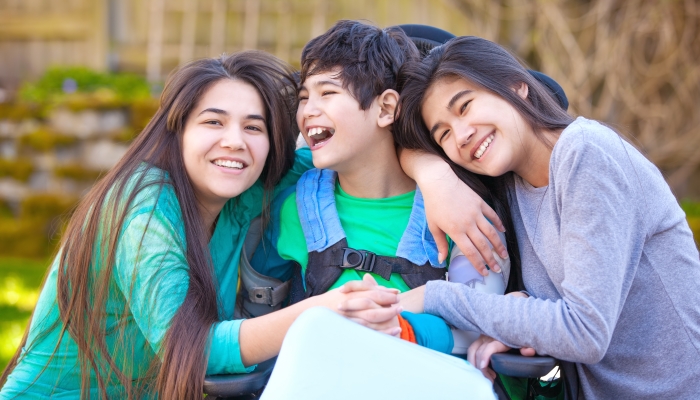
[447,89,473,110]
[246,114,266,123]
[198,107,228,116]
[198,108,266,123]
[299,79,343,92]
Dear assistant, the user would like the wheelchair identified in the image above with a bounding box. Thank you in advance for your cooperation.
[203,24,568,400]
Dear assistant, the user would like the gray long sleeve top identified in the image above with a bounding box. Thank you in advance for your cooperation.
[424,117,700,399]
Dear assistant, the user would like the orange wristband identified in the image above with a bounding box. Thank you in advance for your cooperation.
[397,315,417,344]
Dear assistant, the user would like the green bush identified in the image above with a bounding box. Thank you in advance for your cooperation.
[0,219,54,257]
[681,200,700,218]
[20,193,76,222]
[54,164,104,182]
[110,127,140,143]
[0,194,77,258]
[0,158,33,182]
[0,103,39,121]
[0,199,13,219]
[18,127,76,152]
[19,67,151,109]
[681,200,700,247]
[129,99,159,133]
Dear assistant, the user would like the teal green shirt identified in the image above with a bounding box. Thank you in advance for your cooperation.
[0,149,313,399]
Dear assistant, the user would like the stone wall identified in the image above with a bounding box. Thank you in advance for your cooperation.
[0,107,131,210]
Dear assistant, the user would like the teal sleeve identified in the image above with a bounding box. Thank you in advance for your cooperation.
[114,191,253,375]
[401,311,454,354]
[207,320,255,374]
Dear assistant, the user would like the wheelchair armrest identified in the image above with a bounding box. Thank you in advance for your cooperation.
[203,357,277,397]
[490,353,558,378]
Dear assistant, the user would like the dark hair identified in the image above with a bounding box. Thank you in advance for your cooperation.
[395,36,575,293]
[1,51,297,399]
[300,20,420,110]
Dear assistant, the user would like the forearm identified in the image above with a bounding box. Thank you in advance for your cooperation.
[399,149,455,185]
[398,285,426,314]
[239,294,330,366]
[424,280,612,363]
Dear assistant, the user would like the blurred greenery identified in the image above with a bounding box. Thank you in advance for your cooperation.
[0,103,39,121]
[54,163,104,182]
[0,194,75,258]
[19,66,151,110]
[681,200,700,218]
[18,127,77,152]
[0,158,34,182]
[0,257,48,372]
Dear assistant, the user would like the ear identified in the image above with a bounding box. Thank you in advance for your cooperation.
[514,82,529,100]
[376,89,399,128]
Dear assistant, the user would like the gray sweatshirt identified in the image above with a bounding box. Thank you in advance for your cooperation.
[424,117,700,399]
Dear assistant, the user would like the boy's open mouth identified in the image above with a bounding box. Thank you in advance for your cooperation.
[307,127,335,147]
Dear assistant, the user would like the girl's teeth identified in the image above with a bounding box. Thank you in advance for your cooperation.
[214,160,243,169]
[475,134,494,159]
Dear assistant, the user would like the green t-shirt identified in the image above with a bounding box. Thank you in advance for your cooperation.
[277,182,414,292]
[275,178,454,354]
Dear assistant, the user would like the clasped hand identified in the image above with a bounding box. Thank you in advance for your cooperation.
[332,274,403,337]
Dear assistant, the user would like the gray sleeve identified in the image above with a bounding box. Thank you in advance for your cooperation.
[424,133,647,363]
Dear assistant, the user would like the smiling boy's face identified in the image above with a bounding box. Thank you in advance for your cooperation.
[296,69,384,174]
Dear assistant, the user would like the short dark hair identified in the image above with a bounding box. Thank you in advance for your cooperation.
[300,20,420,110]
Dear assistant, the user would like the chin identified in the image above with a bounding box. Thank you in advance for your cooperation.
[311,155,336,171]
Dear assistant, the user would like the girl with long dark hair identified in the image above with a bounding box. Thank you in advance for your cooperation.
[0,51,399,399]
[391,36,700,398]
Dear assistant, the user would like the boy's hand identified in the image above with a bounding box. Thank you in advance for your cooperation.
[399,149,507,276]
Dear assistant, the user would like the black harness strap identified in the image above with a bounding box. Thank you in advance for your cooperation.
[298,239,446,301]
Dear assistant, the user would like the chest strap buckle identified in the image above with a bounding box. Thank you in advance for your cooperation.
[341,248,376,273]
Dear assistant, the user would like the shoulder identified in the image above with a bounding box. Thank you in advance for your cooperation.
[118,164,182,230]
[551,117,649,177]
[554,117,625,159]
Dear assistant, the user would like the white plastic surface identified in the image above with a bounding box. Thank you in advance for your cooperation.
[262,307,495,400]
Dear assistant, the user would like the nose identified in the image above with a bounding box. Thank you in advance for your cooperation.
[299,96,321,121]
[454,123,476,149]
[220,126,246,150]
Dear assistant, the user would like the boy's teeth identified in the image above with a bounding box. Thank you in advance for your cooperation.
[307,127,335,137]
[214,159,244,169]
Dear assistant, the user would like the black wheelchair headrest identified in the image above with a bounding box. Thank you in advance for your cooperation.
[397,24,569,111]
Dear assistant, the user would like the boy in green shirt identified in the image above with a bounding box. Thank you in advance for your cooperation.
[258,20,455,351]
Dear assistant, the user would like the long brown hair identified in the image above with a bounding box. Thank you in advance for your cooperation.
[1,51,297,398]
[395,36,574,293]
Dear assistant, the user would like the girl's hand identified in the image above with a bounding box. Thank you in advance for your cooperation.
[337,274,403,336]
[467,335,536,382]
[400,149,507,275]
